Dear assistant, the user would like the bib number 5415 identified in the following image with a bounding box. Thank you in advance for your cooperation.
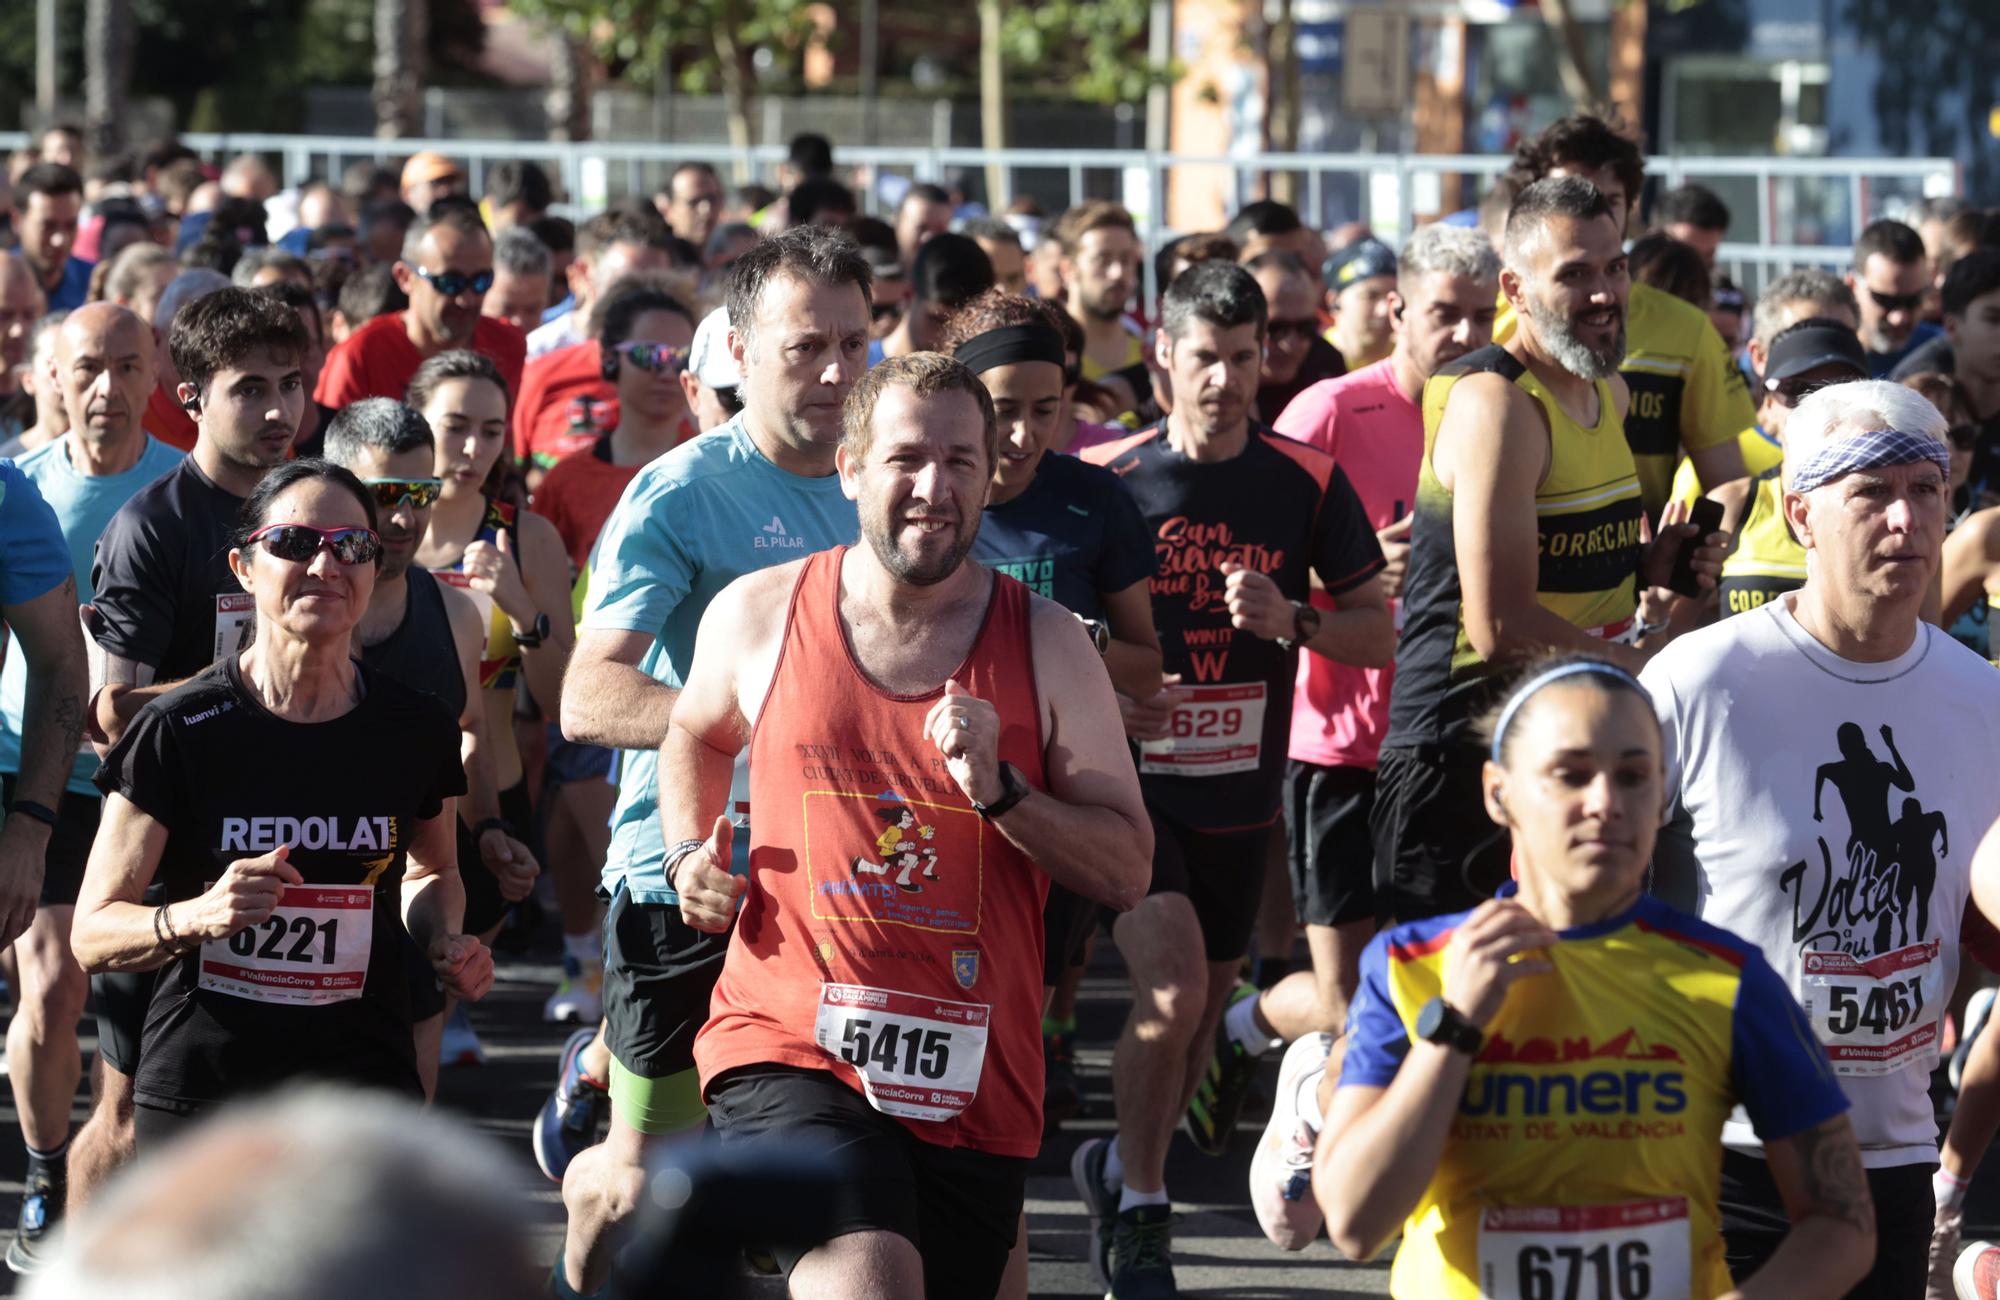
[838,1017,951,1080]
[1516,1241,1652,1300]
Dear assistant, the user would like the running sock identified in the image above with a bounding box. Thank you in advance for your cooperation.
[24,1137,69,1179]
[1042,1013,1077,1038]
[1936,1165,1972,1213]
[562,931,602,966]
[1225,992,1283,1057]
[1102,1136,1125,1191]
[1119,1184,1170,1212]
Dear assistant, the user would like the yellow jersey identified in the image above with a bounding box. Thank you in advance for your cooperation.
[1717,469,1805,618]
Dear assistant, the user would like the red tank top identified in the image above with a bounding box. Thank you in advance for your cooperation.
[696,546,1050,1157]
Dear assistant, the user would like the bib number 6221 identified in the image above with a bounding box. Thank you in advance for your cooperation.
[838,1017,951,1080]
[1516,1241,1652,1300]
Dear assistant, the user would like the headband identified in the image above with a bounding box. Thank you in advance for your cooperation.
[954,323,1068,376]
[1787,427,1952,496]
[1489,662,1647,762]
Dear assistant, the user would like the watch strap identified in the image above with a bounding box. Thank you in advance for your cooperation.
[973,763,1030,820]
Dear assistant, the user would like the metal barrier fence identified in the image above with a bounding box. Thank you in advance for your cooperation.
[1,131,1956,296]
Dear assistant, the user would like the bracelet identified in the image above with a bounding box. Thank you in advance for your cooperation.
[662,838,707,893]
[6,799,57,830]
[154,903,191,956]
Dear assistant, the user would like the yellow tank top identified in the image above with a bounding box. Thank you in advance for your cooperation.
[1717,469,1805,617]
[1385,344,1644,749]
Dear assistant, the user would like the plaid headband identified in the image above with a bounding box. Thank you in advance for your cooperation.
[1788,428,1951,495]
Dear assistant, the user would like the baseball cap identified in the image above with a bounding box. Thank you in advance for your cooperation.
[400,152,463,191]
[689,307,742,392]
[1762,322,1867,387]
[1323,238,1397,291]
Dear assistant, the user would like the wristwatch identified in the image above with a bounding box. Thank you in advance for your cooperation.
[971,762,1030,821]
[1416,996,1485,1056]
[512,612,552,648]
[1275,600,1321,651]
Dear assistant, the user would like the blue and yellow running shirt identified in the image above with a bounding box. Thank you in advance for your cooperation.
[1342,891,1847,1300]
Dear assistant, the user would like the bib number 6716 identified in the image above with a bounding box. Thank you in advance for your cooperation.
[838,1017,951,1081]
[1517,1241,1652,1300]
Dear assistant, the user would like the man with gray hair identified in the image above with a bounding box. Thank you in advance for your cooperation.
[1643,379,2000,1296]
[24,1087,541,1300]
[484,226,553,336]
[138,267,230,454]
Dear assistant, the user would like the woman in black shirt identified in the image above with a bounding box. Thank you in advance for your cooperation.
[73,459,491,1145]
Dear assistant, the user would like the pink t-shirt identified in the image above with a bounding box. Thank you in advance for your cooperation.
[1271,357,1422,770]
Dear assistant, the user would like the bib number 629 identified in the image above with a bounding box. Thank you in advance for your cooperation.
[838,1017,951,1081]
[1517,1241,1652,1300]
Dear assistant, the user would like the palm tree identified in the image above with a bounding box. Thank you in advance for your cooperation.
[84,0,133,157]
[374,0,429,138]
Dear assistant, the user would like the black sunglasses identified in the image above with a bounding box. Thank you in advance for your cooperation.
[248,524,383,566]
[1867,287,1925,315]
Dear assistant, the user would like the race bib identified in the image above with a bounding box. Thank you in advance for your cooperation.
[212,592,256,663]
[1137,682,1266,777]
[1799,940,1942,1077]
[814,983,989,1122]
[198,883,374,1007]
[1477,1198,1692,1300]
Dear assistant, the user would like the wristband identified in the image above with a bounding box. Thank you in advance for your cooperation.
[6,799,57,830]
[1935,1165,1972,1212]
[663,838,707,893]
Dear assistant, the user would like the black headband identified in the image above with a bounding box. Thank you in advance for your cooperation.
[954,323,1067,375]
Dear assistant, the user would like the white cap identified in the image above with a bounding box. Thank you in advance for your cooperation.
[688,306,741,392]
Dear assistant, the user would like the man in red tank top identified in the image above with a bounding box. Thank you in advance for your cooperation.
[665,353,1151,1299]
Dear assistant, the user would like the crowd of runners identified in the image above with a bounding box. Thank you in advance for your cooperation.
[2,111,2000,1298]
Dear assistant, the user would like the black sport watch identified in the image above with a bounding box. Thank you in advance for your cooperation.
[513,611,552,648]
[1416,996,1485,1056]
[971,762,1030,821]
[1275,600,1321,651]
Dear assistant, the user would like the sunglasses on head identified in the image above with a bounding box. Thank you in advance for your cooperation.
[248,523,383,566]
[1266,318,1320,344]
[361,477,443,509]
[612,341,691,376]
[1867,287,1925,315]
[405,263,496,298]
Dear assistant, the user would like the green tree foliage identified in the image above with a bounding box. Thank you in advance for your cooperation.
[506,0,821,93]
[999,0,1172,104]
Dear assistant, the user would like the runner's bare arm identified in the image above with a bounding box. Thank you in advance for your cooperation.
[1301,571,1394,667]
[1440,374,1649,674]
[92,670,173,753]
[562,628,680,750]
[511,510,577,720]
[1099,577,1165,702]
[1939,508,2000,625]
[442,583,502,822]
[1731,1113,1874,1299]
[72,794,299,973]
[403,804,495,1001]
[985,599,1152,912]
[4,575,86,812]
[1686,437,1748,496]
[1967,817,2000,948]
[1314,1060,1471,1260]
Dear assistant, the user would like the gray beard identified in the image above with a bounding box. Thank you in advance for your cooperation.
[1527,295,1626,381]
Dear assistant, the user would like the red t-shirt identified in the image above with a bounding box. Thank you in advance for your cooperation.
[513,340,618,469]
[696,548,1051,1158]
[142,383,198,453]
[1270,357,1422,770]
[314,312,526,409]
[531,443,642,572]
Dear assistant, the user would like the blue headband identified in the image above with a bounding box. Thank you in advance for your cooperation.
[1787,427,1951,495]
[1489,662,1647,762]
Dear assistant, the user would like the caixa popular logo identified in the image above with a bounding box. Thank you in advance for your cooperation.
[827,987,888,1008]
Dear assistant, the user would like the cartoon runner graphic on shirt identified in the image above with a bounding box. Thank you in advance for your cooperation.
[852,798,941,894]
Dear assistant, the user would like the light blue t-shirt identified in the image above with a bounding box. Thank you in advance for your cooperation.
[581,414,857,903]
[0,435,184,792]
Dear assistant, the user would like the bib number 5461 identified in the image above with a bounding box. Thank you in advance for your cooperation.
[1517,1241,1652,1300]
[838,1017,951,1080]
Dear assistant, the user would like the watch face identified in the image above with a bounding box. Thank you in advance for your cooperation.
[1416,997,1444,1040]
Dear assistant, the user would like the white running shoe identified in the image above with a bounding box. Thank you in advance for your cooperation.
[1250,1032,1333,1251]
[1956,1238,2000,1300]
[542,956,604,1025]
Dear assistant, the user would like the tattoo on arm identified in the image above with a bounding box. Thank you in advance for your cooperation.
[1791,1116,1875,1234]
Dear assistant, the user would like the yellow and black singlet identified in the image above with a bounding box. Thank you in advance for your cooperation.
[1717,468,1805,618]
[1384,344,1644,750]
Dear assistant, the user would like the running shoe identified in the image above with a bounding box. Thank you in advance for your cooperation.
[5,1162,61,1275]
[440,1002,486,1068]
[1931,1204,1966,1300]
[1070,1136,1120,1288]
[534,1027,611,1182]
[1108,1203,1179,1298]
[542,955,604,1025]
[1043,1030,1080,1134]
[1186,983,1265,1156]
[1953,988,1998,1091]
[1957,1239,2000,1300]
[1250,1031,1332,1250]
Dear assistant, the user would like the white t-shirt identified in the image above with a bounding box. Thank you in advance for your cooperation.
[1643,593,2000,1168]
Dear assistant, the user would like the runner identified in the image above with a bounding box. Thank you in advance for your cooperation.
[872,233,995,363]
[82,286,309,1205]
[315,206,527,409]
[0,305,179,1271]
[1058,202,1146,382]
[1223,224,1500,1247]
[681,305,744,434]
[1317,656,1875,1298]
[409,350,565,1066]
[1642,380,2000,1295]
[1374,177,1721,926]
[1248,251,1346,424]
[14,164,90,313]
[550,227,871,1291]
[527,207,676,360]
[1320,239,1398,373]
[72,458,492,1146]
[321,398,534,1096]
[1505,113,1755,519]
[675,351,1150,1299]
[1075,259,1394,1297]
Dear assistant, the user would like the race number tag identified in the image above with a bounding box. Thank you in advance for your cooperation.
[198,884,374,1007]
[1477,1198,1691,1300]
[212,592,256,663]
[1137,682,1266,777]
[1799,940,1942,1077]
[814,983,990,1122]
